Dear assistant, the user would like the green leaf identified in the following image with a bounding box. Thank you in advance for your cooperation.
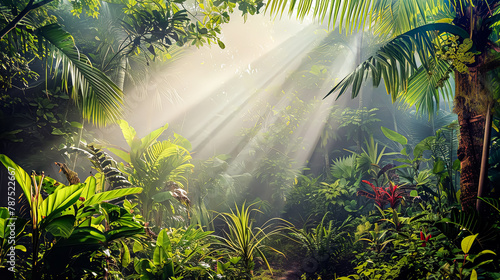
[70,121,83,128]
[44,215,75,238]
[433,159,445,174]
[41,184,84,222]
[217,261,224,273]
[117,120,137,148]
[414,140,427,158]
[151,191,173,203]
[139,122,169,152]
[471,269,477,280]
[229,256,241,264]
[133,240,144,253]
[218,40,226,49]
[52,128,66,135]
[381,126,407,145]
[81,176,97,200]
[453,159,461,171]
[156,229,172,251]
[58,227,107,246]
[38,24,124,126]
[106,147,131,163]
[0,154,33,207]
[0,208,10,238]
[105,226,144,242]
[461,234,478,254]
[15,244,26,252]
[410,190,418,197]
[121,240,131,268]
[84,187,142,207]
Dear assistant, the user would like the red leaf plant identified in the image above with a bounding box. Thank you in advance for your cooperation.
[357,180,403,209]
[420,231,432,247]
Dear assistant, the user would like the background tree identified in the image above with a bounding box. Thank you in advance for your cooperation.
[267,0,500,211]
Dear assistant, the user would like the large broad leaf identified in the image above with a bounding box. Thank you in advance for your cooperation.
[151,191,173,203]
[105,226,144,243]
[56,227,107,246]
[140,122,169,152]
[0,154,32,207]
[117,120,138,149]
[381,126,407,145]
[153,230,170,265]
[106,147,131,163]
[40,184,84,222]
[0,208,8,239]
[461,234,477,254]
[37,24,124,126]
[81,176,97,200]
[44,215,75,238]
[157,229,173,251]
[83,187,143,207]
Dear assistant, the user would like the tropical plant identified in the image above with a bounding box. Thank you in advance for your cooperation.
[332,107,381,151]
[288,215,353,276]
[1,4,124,126]
[214,202,286,279]
[348,136,398,180]
[0,154,144,279]
[382,125,461,211]
[357,180,403,209]
[106,120,193,228]
[73,144,133,192]
[0,207,28,272]
[440,234,497,280]
[267,0,500,211]
[134,225,216,280]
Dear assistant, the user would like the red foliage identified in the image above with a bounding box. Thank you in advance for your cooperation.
[357,180,403,209]
[420,231,432,247]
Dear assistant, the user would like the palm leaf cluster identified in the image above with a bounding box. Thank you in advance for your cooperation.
[0,0,125,126]
[266,0,500,116]
[266,0,434,33]
[37,24,124,126]
[325,23,468,107]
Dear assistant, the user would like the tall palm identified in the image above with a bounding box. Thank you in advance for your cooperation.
[267,0,500,211]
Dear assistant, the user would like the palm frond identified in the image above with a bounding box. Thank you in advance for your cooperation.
[397,58,454,115]
[266,0,443,34]
[325,23,468,105]
[143,140,193,188]
[37,23,124,126]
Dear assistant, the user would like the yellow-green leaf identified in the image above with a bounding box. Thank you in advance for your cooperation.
[461,234,478,254]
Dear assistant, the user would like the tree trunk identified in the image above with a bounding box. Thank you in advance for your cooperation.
[454,71,486,211]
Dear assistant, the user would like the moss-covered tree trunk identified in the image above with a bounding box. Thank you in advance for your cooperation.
[454,71,487,211]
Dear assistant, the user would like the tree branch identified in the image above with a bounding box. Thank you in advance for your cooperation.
[0,0,54,40]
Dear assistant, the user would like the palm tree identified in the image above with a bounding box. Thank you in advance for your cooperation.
[267,0,500,211]
[1,0,125,126]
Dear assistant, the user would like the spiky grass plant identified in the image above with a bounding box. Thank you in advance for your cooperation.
[214,202,286,278]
